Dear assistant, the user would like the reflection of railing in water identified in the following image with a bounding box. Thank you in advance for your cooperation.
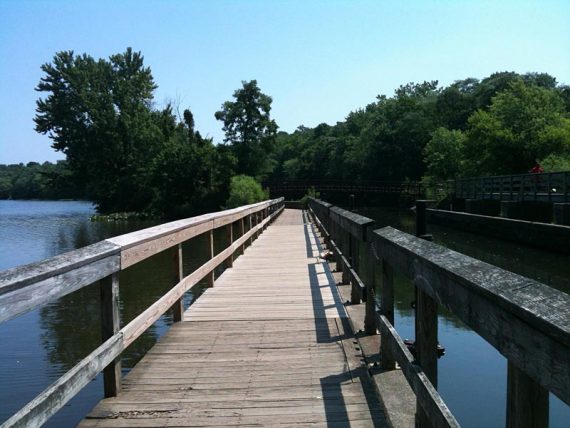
[308,197,570,428]
[0,197,285,427]
[455,171,570,202]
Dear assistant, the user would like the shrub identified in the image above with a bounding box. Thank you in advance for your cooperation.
[225,175,268,208]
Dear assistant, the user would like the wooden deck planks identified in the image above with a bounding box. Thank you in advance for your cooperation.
[80,209,386,427]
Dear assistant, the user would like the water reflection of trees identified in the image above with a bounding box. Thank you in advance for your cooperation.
[392,272,470,331]
[40,224,221,374]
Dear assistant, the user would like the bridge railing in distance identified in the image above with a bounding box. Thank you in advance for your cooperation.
[265,179,426,195]
[0,197,285,427]
[455,171,570,202]
[307,197,570,428]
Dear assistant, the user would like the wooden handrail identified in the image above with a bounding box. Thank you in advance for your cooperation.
[455,171,570,202]
[308,197,570,428]
[0,198,283,323]
[0,197,284,428]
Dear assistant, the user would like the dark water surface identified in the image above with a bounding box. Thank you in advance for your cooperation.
[1,201,568,427]
[357,206,569,428]
[0,200,210,427]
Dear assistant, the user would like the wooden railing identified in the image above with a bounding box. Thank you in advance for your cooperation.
[0,198,284,427]
[308,197,570,428]
[455,171,570,202]
[264,179,426,195]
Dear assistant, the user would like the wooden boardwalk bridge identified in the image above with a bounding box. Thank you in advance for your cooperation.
[80,209,384,427]
[1,197,569,427]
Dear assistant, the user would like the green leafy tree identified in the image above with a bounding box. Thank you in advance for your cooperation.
[436,78,479,130]
[0,161,83,200]
[34,48,171,213]
[465,79,570,175]
[215,80,278,178]
[150,116,235,219]
[225,175,268,208]
[541,153,570,172]
[424,128,466,180]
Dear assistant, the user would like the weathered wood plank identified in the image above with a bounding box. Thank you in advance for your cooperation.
[113,220,213,269]
[0,242,120,323]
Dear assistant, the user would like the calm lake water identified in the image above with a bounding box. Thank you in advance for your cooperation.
[0,200,568,427]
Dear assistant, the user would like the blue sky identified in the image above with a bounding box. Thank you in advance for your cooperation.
[0,0,569,164]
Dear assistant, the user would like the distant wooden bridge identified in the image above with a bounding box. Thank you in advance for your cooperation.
[266,172,570,204]
[264,180,426,197]
[1,198,569,427]
[454,171,570,203]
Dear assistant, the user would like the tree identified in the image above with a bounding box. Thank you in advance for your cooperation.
[150,118,235,219]
[424,128,466,180]
[436,78,479,130]
[215,80,278,178]
[465,79,570,175]
[34,48,170,213]
[225,175,268,208]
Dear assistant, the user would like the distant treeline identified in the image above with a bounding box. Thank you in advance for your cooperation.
[31,47,570,218]
[0,161,85,200]
[268,72,570,186]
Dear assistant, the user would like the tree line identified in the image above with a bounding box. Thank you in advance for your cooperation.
[5,48,569,218]
[268,73,570,186]
[0,161,83,200]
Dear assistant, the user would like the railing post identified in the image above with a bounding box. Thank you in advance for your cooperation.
[415,283,438,428]
[342,232,351,286]
[564,172,570,202]
[415,200,434,240]
[249,214,254,246]
[226,222,234,268]
[510,175,514,200]
[255,211,261,238]
[379,260,395,367]
[240,217,246,254]
[506,361,549,428]
[100,273,121,397]
[415,199,439,428]
[206,230,214,287]
[364,249,377,334]
[350,235,360,304]
[172,244,184,322]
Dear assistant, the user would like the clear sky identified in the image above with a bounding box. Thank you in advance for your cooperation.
[0,0,568,164]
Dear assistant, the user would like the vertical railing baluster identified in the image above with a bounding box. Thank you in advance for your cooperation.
[172,244,184,322]
[206,230,214,287]
[380,260,395,368]
[415,200,439,428]
[247,214,253,245]
[226,222,234,268]
[240,217,246,254]
[100,273,121,397]
[364,245,377,335]
[506,362,548,428]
